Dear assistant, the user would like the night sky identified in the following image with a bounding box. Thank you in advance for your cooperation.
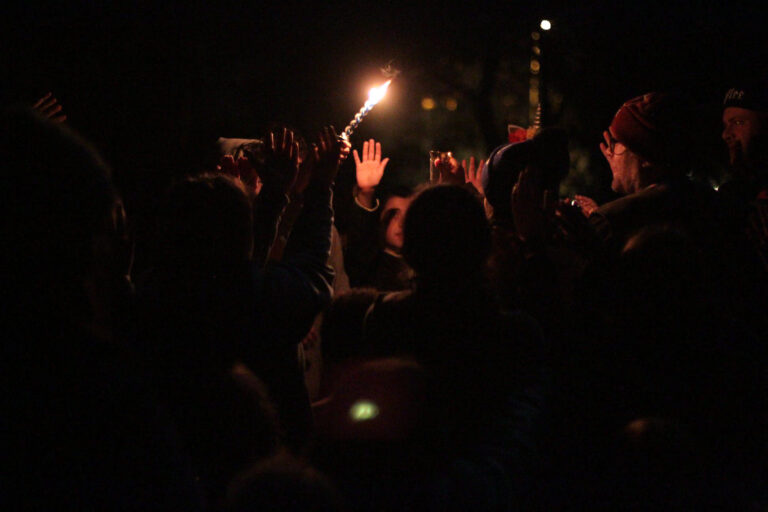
[3,1,767,204]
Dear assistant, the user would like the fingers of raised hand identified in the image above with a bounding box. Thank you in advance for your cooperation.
[374,142,382,162]
[281,128,290,152]
[43,103,63,117]
[33,93,66,121]
[34,93,59,112]
[218,155,237,175]
[32,92,52,109]
[317,126,339,160]
[362,140,369,161]
[451,157,461,175]
[291,140,300,166]
[319,129,329,155]
[353,149,362,166]
[380,157,390,172]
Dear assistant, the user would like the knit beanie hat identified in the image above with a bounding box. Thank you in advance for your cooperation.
[609,91,697,168]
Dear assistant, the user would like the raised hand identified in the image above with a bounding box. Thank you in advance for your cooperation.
[549,200,602,257]
[571,194,599,217]
[262,127,300,196]
[353,139,389,208]
[353,139,390,191]
[339,137,352,164]
[511,167,550,243]
[290,154,314,198]
[462,157,485,196]
[32,92,66,123]
[217,154,263,195]
[436,155,464,186]
[309,126,343,189]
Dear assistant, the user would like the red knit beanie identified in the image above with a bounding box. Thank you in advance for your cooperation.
[610,92,678,165]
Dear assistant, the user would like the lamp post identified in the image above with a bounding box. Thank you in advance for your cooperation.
[529,19,551,129]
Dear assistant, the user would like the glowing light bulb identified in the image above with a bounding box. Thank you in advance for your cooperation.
[540,19,552,31]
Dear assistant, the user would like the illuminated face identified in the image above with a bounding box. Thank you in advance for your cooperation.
[722,107,766,166]
[600,129,643,195]
[382,195,411,251]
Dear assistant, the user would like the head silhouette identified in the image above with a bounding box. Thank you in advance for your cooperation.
[157,174,253,268]
[402,185,491,282]
[1,108,121,321]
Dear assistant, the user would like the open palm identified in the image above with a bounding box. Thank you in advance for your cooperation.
[353,139,389,191]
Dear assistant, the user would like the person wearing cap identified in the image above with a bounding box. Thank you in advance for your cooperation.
[717,84,768,341]
[588,92,716,251]
[480,128,571,322]
[482,127,570,226]
[719,83,768,228]
[721,84,768,188]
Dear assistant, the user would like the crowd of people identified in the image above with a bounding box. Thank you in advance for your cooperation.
[4,82,768,510]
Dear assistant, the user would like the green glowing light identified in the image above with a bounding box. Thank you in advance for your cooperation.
[349,400,380,422]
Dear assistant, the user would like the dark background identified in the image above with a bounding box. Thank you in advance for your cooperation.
[3,0,767,208]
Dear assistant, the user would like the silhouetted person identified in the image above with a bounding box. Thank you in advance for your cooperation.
[136,127,343,505]
[716,83,768,340]
[361,185,548,510]
[720,82,768,203]
[1,109,202,510]
[226,453,343,512]
[588,92,717,252]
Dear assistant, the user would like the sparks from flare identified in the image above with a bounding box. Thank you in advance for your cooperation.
[341,80,392,140]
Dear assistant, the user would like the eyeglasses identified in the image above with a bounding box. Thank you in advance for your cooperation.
[605,131,627,155]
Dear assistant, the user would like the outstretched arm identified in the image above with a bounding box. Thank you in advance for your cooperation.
[261,127,342,342]
[251,128,300,266]
[345,139,391,287]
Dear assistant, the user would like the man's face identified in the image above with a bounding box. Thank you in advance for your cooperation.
[381,195,411,251]
[722,107,766,167]
[600,129,643,196]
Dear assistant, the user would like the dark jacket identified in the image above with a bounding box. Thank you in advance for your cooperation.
[136,184,335,501]
[359,281,548,510]
[344,198,411,291]
[589,177,718,252]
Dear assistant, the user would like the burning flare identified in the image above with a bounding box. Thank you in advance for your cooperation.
[366,80,391,107]
[342,79,392,140]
